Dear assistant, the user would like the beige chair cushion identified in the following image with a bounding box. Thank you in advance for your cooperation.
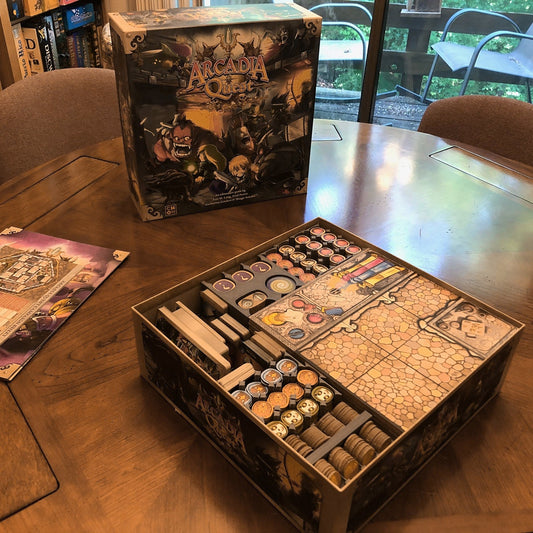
[0,68,122,183]
[418,95,533,168]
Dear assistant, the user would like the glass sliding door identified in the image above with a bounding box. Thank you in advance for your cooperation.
[299,0,533,130]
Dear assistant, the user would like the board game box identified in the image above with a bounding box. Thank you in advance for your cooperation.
[132,218,523,532]
[109,4,321,221]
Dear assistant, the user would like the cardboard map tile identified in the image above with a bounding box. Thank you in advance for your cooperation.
[0,227,128,381]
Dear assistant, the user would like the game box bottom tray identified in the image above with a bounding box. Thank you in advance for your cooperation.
[132,218,523,533]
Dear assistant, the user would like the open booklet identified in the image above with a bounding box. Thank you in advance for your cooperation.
[0,227,129,381]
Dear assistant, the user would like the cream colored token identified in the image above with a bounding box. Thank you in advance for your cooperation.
[297,398,320,417]
[267,421,288,439]
[280,409,304,430]
[311,385,334,405]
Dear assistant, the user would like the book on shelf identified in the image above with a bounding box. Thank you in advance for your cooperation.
[6,0,24,20]
[12,23,32,79]
[22,17,55,72]
[22,26,45,75]
[21,0,43,17]
[44,15,60,70]
[89,23,101,67]
[44,0,60,11]
[52,10,71,68]
[63,3,95,31]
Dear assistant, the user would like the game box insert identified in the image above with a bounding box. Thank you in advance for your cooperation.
[109,4,321,221]
[132,218,523,532]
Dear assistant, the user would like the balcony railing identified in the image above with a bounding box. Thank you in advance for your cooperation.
[299,1,533,126]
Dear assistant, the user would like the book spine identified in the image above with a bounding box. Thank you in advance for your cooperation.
[72,31,85,67]
[7,0,24,20]
[22,26,44,75]
[67,33,78,67]
[52,11,70,69]
[36,17,55,71]
[89,23,101,68]
[44,15,59,70]
[80,28,93,67]
[12,23,32,79]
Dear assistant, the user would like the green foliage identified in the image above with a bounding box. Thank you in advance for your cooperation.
[319,1,532,101]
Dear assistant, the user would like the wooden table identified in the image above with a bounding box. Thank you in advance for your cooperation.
[1,120,532,533]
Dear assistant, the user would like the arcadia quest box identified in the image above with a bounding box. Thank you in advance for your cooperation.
[109,4,321,221]
[132,218,523,532]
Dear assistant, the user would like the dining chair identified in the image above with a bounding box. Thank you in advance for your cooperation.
[310,2,371,102]
[421,8,533,103]
[417,94,533,168]
[0,67,122,183]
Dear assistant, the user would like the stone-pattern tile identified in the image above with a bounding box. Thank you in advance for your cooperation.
[300,322,389,387]
[353,302,419,354]
[394,329,483,391]
[390,275,458,319]
[350,356,447,430]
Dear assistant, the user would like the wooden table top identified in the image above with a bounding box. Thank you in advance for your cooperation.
[1,120,532,533]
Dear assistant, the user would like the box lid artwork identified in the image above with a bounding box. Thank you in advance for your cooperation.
[109,4,322,221]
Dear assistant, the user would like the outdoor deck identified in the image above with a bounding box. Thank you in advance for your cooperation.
[314,91,429,130]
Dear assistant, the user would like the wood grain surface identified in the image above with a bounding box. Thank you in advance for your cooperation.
[0,121,531,533]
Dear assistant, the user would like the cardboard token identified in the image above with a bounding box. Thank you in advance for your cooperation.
[249,261,271,273]
[231,390,252,408]
[282,382,305,400]
[267,275,296,294]
[316,412,344,436]
[246,381,268,398]
[331,402,359,424]
[286,434,313,457]
[297,398,320,417]
[267,421,288,439]
[252,400,273,420]
[261,368,283,387]
[280,409,304,431]
[276,357,298,376]
[213,278,236,292]
[314,459,342,487]
[301,425,328,448]
[232,270,254,283]
[267,391,289,410]
[266,252,282,263]
[309,226,326,238]
[311,385,334,405]
[329,447,360,479]
[278,244,295,256]
[297,368,319,387]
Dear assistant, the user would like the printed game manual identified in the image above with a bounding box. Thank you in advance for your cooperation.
[0,227,129,381]
[109,3,321,221]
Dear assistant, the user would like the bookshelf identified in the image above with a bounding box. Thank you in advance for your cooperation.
[0,0,130,88]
